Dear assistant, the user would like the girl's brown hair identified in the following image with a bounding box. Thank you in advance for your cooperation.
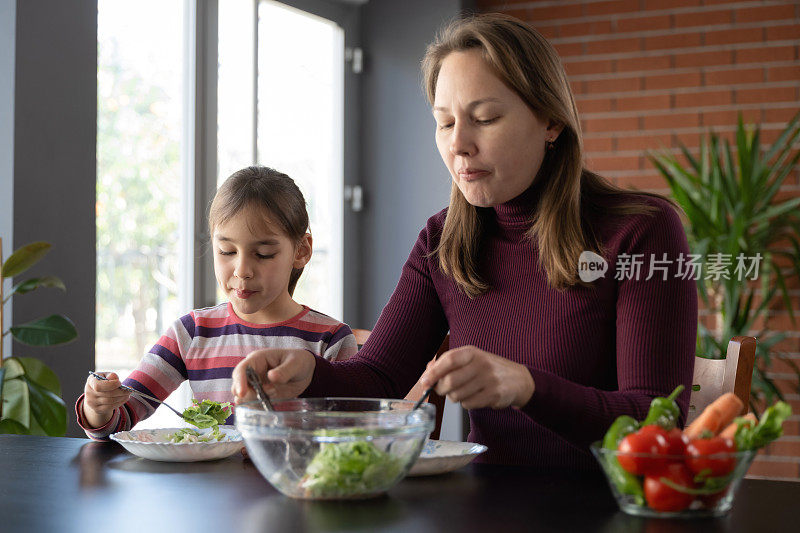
[208,166,309,295]
[422,13,666,296]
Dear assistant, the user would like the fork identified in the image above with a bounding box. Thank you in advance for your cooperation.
[88,371,185,420]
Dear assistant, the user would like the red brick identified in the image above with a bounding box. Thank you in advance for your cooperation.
[766,24,800,42]
[583,116,640,133]
[764,440,800,457]
[588,155,643,172]
[747,458,800,478]
[765,107,800,124]
[529,4,584,22]
[616,173,670,191]
[674,9,733,29]
[616,55,672,73]
[643,71,702,90]
[559,20,613,38]
[535,24,559,40]
[564,59,614,76]
[586,76,642,94]
[769,358,800,376]
[644,32,702,51]
[554,41,584,58]
[570,80,585,96]
[643,0,701,9]
[617,14,672,33]
[584,0,640,17]
[575,97,614,113]
[673,49,733,68]
[768,65,800,82]
[644,112,700,130]
[768,338,800,353]
[703,109,761,127]
[583,136,614,152]
[586,37,642,55]
[736,4,797,24]
[737,86,797,105]
[736,45,797,64]
[616,134,672,152]
[766,313,800,331]
[616,93,671,111]
[674,89,733,108]
[705,67,764,86]
[705,27,764,46]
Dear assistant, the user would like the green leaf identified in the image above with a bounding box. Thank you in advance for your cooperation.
[0,418,29,434]
[2,358,25,380]
[16,357,61,396]
[1,242,51,278]
[10,314,78,346]
[7,276,66,299]
[25,377,66,436]
[1,378,30,428]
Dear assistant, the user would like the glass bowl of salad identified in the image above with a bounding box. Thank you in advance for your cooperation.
[236,398,435,500]
[591,442,757,518]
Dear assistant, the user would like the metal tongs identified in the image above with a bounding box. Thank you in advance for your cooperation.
[245,366,274,412]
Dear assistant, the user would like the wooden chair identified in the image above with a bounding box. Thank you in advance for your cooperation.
[352,329,448,440]
[686,336,756,426]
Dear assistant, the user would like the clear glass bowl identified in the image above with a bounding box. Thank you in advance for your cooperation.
[591,442,757,518]
[236,398,435,500]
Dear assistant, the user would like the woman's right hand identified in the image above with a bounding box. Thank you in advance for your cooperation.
[82,372,131,428]
[231,348,316,404]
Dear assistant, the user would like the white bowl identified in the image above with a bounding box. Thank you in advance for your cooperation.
[407,439,488,476]
[110,426,243,462]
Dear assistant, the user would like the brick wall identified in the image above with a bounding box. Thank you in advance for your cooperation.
[476,0,800,479]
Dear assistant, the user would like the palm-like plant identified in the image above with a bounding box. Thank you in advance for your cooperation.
[649,113,800,411]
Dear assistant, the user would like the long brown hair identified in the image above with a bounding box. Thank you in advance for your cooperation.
[208,166,309,295]
[422,13,666,296]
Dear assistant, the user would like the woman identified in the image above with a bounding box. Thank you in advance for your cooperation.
[232,13,696,469]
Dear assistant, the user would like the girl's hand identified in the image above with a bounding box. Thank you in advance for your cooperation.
[231,349,316,404]
[82,372,131,428]
[419,346,535,410]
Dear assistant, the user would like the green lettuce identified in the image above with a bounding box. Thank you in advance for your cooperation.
[300,433,403,498]
[733,401,792,451]
[181,398,232,429]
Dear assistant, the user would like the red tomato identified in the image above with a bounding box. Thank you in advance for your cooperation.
[617,425,669,476]
[644,463,696,512]
[685,437,736,477]
[664,428,689,458]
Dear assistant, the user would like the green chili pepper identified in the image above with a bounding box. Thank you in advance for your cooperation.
[641,385,685,430]
[601,415,644,505]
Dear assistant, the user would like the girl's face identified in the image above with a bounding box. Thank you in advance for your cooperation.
[433,49,563,207]
[212,206,311,324]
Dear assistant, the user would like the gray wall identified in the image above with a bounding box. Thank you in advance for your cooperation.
[1,0,15,359]
[12,0,97,437]
[358,0,461,327]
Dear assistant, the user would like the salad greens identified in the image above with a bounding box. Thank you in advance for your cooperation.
[181,398,232,428]
[732,401,792,451]
[167,398,233,443]
[300,429,404,498]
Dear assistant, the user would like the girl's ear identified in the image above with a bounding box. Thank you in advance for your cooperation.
[293,233,313,268]
[546,119,565,141]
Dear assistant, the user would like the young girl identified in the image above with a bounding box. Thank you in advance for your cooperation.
[78,166,358,438]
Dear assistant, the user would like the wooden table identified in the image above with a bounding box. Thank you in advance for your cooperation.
[1,434,797,532]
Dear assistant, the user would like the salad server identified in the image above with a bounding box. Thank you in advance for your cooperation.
[88,370,186,419]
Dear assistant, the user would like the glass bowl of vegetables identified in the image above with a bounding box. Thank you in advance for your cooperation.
[235,398,435,500]
[593,393,791,519]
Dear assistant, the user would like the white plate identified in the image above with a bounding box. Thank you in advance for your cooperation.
[407,439,488,476]
[110,426,243,462]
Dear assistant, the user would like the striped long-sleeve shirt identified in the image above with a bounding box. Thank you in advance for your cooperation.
[77,302,357,440]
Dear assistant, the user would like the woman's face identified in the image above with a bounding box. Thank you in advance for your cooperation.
[433,49,562,207]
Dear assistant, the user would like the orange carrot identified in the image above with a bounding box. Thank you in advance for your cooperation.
[684,393,744,439]
[719,412,757,441]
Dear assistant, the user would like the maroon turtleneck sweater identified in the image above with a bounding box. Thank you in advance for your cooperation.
[305,185,697,470]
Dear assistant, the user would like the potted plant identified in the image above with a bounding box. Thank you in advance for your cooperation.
[0,239,78,435]
[648,113,800,411]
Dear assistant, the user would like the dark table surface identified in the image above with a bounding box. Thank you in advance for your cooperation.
[1,434,797,532]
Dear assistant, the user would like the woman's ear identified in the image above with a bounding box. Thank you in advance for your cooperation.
[547,119,564,141]
[293,233,313,269]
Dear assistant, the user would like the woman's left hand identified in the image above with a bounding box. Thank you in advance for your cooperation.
[419,346,535,410]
